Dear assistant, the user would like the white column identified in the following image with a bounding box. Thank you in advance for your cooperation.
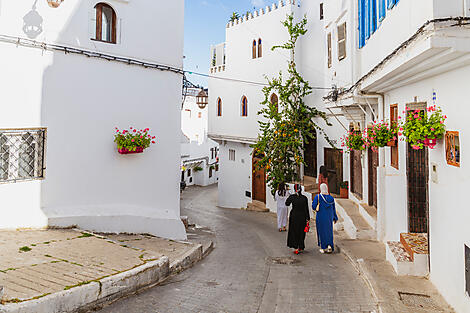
[377,95,386,241]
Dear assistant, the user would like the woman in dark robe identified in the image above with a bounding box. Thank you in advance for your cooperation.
[313,183,338,254]
[286,184,310,254]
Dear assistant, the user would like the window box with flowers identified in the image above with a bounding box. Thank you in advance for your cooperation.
[341,131,366,152]
[399,105,447,150]
[364,121,397,151]
[114,127,156,154]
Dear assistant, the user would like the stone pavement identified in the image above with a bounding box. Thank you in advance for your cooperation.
[0,229,196,304]
[337,234,454,313]
[96,185,378,313]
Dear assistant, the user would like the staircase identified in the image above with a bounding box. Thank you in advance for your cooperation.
[335,199,376,240]
[246,200,269,212]
[386,233,429,277]
[302,176,319,196]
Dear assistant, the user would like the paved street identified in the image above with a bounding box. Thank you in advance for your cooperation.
[96,185,377,313]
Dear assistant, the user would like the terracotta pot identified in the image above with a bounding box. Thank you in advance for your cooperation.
[387,140,397,147]
[340,187,348,199]
[118,147,144,154]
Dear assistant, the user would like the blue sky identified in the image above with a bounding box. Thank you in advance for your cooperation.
[184,0,277,87]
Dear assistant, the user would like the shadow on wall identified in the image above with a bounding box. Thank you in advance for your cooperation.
[23,0,43,39]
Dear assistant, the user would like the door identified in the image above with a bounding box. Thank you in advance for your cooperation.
[407,143,429,233]
[324,148,343,194]
[252,157,266,203]
[304,131,317,177]
[368,149,378,208]
[350,149,363,199]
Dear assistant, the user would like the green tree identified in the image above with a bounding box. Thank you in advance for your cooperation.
[229,12,240,22]
[253,14,332,193]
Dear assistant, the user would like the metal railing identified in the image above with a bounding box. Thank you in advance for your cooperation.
[0,128,47,184]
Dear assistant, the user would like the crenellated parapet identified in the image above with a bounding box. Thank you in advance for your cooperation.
[226,0,301,29]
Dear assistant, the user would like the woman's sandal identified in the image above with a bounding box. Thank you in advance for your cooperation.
[294,249,299,254]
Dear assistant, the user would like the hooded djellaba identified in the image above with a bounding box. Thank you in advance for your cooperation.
[286,184,310,254]
[312,183,338,254]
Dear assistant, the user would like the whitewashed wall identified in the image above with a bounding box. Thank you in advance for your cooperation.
[182,94,208,144]
[0,0,186,240]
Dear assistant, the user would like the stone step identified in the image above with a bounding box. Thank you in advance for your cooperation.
[246,200,269,212]
[400,233,429,262]
[386,241,429,277]
[335,199,376,240]
[358,203,377,230]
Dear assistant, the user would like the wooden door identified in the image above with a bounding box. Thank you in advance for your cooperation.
[324,148,343,194]
[304,130,317,177]
[407,143,429,233]
[350,149,363,199]
[252,157,266,203]
[368,149,378,208]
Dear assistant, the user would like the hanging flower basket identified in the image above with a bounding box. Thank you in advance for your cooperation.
[341,131,366,153]
[364,121,397,151]
[399,105,447,150]
[114,127,156,155]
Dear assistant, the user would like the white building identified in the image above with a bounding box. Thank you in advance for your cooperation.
[0,0,186,240]
[181,87,219,187]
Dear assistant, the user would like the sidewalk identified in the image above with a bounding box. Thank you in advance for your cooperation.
[0,228,212,312]
[336,233,454,313]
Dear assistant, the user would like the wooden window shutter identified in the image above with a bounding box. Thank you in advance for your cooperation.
[390,104,399,169]
[327,33,332,68]
[337,23,346,61]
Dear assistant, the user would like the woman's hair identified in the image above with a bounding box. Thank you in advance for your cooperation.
[319,165,328,177]
[277,183,286,197]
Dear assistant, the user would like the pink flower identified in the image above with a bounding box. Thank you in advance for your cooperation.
[393,136,397,140]
[151,141,155,144]
[152,136,156,139]
[414,114,419,119]
[440,120,444,124]
[398,132,403,136]
[130,127,133,129]
[443,115,447,119]
[133,129,137,133]
[131,139,135,142]
[140,136,143,139]
[431,128,435,131]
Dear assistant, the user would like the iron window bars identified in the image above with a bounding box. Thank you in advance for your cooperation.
[0,128,46,184]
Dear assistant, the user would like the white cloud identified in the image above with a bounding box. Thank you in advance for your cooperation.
[251,0,265,7]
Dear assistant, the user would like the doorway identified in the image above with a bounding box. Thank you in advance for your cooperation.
[324,148,343,194]
[350,149,363,199]
[252,157,266,203]
[368,149,378,208]
[304,130,317,178]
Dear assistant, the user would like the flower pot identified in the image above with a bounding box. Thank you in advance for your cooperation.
[423,138,437,149]
[340,187,348,199]
[387,140,397,147]
[118,147,144,154]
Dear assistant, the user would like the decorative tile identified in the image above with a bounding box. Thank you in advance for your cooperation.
[401,233,428,255]
[388,241,412,262]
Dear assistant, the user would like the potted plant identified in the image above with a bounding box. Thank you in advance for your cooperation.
[114,127,156,154]
[341,131,366,153]
[339,181,349,199]
[194,166,203,172]
[400,105,447,150]
[364,121,397,151]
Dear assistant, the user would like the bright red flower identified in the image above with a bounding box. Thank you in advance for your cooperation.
[151,141,155,144]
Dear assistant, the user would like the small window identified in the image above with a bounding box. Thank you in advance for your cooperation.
[215,164,219,171]
[258,39,263,58]
[320,3,324,20]
[327,33,332,68]
[337,23,347,61]
[187,169,191,177]
[270,94,279,113]
[446,131,460,167]
[465,244,470,296]
[229,149,236,161]
[252,40,257,59]
[94,3,117,44]
[241,96,248,117]
[209,167,213,178]
[217,98,222,117]
[390,104,399,169]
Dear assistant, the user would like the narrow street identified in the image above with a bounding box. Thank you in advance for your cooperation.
[96,185,377,313]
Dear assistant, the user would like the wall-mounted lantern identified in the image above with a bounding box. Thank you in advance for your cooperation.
[47,0,64,8]
[197,90,208,109]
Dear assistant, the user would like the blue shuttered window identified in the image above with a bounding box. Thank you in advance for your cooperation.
[370,0,377,34]
[387,0,395,9]
[378,0,386,21]
[365,0,370,39]
[358,0,366,48]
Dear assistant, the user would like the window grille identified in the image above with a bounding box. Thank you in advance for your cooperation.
[0,128,46,183]
[327,33,332,68]
[229,149,235,161]
[445,131,460,167]
[320,3,324,20]
[337,23,347,61]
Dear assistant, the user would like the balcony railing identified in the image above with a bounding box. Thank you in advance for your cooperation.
[0,128,47,183]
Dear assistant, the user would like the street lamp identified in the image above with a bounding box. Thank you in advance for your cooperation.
[47,0,64,8]
[196,90,208,109]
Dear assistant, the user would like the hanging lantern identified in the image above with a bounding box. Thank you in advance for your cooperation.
[47,0,64,8]
[196,90,208,109]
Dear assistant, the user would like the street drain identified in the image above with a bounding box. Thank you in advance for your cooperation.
[398,292,443,311]
[268,257,300,265]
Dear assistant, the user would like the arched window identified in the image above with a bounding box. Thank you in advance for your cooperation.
[258,38,263,58]
[95,3,117,43]
[217,98,222,117]
[241,96,248,117]
[252,40,257,59]
[270,93,278,113]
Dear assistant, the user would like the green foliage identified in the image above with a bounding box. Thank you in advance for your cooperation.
[340,181,349,189]
[194,166,203,172]
[400,105,447,150]
[229,12,240,22]
[19,246,31,252]
[364,121,397,150]
[253,14,332,193]
[114,127,156,151]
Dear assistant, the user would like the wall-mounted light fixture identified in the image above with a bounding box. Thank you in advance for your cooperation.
[47,0,64,8]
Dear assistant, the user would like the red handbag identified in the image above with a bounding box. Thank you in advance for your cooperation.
[304,221,310,233]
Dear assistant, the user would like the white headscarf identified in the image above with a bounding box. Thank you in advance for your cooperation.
[320,183,329,195]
